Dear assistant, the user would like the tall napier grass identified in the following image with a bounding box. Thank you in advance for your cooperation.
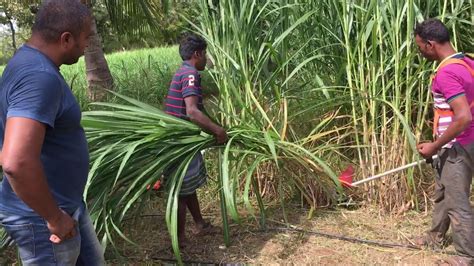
[190,0,474,212]
[210,0,474,211]
[315,0,473,210]
[187,1,346,214]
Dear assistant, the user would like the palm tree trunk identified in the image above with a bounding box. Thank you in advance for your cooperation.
[5,13,16,51]
[82,0,114,102]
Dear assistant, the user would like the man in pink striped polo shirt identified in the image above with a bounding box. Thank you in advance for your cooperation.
[414,18,474,265]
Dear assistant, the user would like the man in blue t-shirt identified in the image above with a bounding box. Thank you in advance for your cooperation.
[0,1,104,265]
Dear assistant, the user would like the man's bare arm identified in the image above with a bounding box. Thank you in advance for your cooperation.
[184,96,227,144]
[2,117,75,242]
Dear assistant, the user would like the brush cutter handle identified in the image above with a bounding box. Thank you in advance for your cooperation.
[351,155,438,187]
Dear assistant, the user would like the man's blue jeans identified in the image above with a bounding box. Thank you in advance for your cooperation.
[0,202,105,265]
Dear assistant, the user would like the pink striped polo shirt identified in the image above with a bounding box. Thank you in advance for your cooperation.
[432,53,474,147]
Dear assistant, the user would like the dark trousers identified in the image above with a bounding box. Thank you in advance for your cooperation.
[429,142,474,258]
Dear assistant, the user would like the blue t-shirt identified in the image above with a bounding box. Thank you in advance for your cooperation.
[0,45,89,216]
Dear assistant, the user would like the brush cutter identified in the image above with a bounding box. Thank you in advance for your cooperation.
[338,155,438,188]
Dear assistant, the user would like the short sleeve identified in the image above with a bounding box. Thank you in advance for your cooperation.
[7,71,62,128]
[434,64,470,102]
[181,72,201,98]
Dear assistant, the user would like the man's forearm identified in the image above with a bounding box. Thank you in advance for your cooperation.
[4,160,62,222]
[434,119,470,149]
[188,109,222,135]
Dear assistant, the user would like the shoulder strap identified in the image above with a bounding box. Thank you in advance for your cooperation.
[435,57,474,109]
[437,58,474,76]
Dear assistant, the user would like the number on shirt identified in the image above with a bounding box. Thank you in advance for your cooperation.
[188,75,195,86]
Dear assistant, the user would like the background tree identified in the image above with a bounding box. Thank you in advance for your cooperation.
[1,0,175,101]
[0,9,16,51]
[81,0,179,101]
[80,0,114,101]
[0,1,35,64]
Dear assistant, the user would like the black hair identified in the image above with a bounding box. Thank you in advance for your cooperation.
[32,0,91,43]
[179,33,207,60]
[414,18,450,43]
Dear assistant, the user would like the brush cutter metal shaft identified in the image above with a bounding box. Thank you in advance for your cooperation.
[351,155,438,187]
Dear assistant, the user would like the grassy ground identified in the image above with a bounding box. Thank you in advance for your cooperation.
[107,169,474,265]
[1,196,468,265]
[105,198,460,265]
[103,165,474,265]
[105,167,473,265]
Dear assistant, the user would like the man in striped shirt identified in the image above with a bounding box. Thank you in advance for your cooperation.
[165,33,227,246]
[414,19,474,265]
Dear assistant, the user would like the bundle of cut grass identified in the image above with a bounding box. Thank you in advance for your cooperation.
[82,92,342,263]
